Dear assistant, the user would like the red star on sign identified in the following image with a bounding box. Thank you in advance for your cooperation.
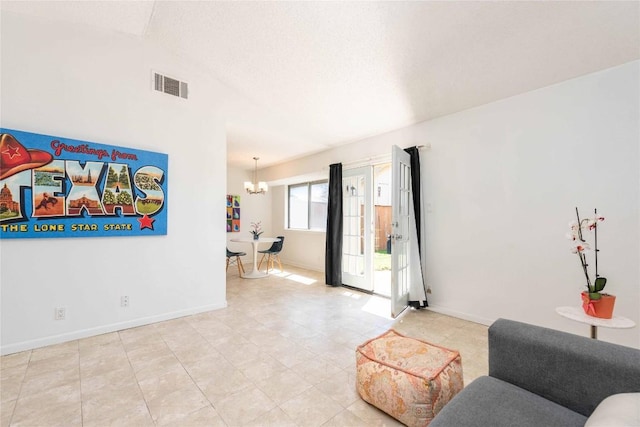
[2,144,21,159]
[137,214,155,230]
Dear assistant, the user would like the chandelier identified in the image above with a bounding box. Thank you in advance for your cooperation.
[244,157,268,195]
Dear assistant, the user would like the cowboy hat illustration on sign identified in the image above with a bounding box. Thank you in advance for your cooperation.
[1,133,53,180]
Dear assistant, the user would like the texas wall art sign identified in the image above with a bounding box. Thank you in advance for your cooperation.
[0,128,168,239]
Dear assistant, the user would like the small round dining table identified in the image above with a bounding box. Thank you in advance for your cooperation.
[230,237,280,278]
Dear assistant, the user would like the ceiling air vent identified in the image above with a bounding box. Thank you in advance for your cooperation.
[153,71,188,99]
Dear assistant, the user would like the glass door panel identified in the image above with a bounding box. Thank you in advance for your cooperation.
[342,167,373,291]
[391,146,411,317]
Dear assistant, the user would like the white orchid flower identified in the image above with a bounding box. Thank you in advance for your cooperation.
[570,241,590,254]
[568,221,582,240]
[584,215,605,231]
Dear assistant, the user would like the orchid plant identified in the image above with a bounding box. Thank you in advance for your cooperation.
[568,208,606,300]
[250,221,263,238]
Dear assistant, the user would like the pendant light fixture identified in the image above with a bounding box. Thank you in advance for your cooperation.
[244,157,268,195]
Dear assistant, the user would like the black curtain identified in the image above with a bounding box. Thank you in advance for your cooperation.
[325,163,343,286]
[404,146,427,307]
[404,146,422,256]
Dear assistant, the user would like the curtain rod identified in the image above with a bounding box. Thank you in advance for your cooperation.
[338,144,431,169]
[340,153,391,168]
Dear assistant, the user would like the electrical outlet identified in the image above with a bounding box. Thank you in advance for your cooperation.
[121,296,129,307]
[55,307,66,320]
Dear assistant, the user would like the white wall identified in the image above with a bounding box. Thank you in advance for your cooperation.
[0,12,228,354]
[419,61,639,348]
[226,166,272,263]
[265,61,640,348]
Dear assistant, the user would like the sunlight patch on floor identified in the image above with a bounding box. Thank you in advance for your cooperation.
[341,291,363,299]
[272,270,317,285]
[362,295,393,320]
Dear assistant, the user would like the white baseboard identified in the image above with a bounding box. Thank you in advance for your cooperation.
[280,258,324,273]
[1,302,227,356]
[425,304,495,326]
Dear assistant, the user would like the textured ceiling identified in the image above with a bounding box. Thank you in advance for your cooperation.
[1,1,154,36]
[3,1,639,169]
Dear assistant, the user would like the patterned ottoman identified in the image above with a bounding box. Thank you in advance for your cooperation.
[356,329,463,427]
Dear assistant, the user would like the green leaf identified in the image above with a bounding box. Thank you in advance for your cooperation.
[594,277,607,292]
[589,292,602,300]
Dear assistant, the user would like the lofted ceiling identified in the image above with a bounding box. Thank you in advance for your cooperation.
[2,1,639,170]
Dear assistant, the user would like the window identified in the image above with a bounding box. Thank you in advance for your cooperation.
[288,180,328,230]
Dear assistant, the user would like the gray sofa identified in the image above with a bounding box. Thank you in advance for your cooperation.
[430,318,640,427]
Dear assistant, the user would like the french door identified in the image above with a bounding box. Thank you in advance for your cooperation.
[391,146,411,317]
[341,166,373,292]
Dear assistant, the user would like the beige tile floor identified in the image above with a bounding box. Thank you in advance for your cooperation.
[1,265,488,427]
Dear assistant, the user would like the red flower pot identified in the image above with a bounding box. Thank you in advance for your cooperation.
[581,292,616,319]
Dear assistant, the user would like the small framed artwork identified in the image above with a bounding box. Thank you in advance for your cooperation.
[227,195,240,232]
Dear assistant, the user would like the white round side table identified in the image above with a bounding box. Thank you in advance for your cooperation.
[230,237,280,279]
[556,306,636,339]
